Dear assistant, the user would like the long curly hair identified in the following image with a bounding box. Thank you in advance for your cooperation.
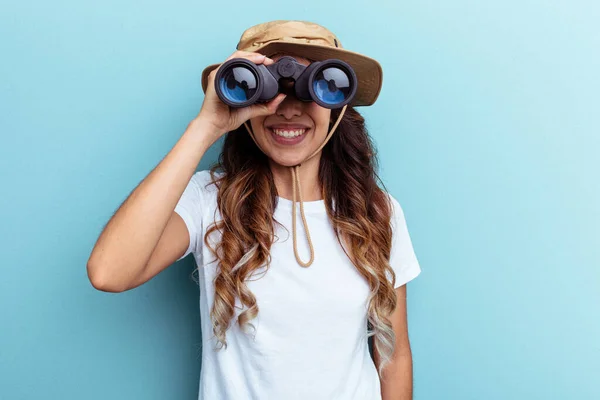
[202,106,402,378]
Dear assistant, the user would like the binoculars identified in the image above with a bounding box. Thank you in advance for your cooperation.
[214,56,357,109]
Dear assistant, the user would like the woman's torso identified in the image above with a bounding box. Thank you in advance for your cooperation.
[178,170,382,400]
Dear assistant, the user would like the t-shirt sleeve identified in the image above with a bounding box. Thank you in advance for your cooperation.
[173,171,207,261]
[388,194,422,288]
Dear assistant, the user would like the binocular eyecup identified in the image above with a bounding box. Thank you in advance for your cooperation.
[214,56,357,109]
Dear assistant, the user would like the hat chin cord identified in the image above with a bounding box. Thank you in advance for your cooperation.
[242,104,347,267]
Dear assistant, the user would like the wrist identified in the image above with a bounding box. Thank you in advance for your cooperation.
[194,111,227,136]
[186,115,224,145]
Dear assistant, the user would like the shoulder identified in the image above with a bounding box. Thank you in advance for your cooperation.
[383,192,414,239]
[384,192,405,221]
[189,169,221,196]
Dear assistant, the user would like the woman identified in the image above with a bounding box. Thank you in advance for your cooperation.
[87,20,422,400]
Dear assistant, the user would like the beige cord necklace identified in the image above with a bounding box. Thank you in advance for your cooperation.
[243,104,347,267]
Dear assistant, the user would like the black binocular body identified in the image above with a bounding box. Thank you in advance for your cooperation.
[214,56,357,109]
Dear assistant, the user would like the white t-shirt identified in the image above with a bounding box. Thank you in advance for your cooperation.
[174,170,421,400]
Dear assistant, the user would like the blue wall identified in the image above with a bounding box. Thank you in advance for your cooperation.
[1,1,598,399]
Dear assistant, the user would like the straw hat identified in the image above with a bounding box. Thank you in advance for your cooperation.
[202,20,384,268]
[200,20,383,107]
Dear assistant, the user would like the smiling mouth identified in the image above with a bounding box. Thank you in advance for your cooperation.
[266,127,311,145]
[270,127,309,138]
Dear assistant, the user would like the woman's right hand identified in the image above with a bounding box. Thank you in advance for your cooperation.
[193,50,287,142]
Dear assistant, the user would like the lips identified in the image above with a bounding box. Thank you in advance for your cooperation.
[264,122,312,145]
[267,126,310,145]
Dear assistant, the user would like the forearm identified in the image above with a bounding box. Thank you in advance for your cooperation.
[87,117,216,291]
[379,352,414,400]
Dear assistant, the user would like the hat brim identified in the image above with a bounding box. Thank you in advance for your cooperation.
[200,41,383,107]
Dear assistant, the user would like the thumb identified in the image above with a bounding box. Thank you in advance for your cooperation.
[247,93,287,118]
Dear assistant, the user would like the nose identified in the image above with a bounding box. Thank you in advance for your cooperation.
[276,94,303,120]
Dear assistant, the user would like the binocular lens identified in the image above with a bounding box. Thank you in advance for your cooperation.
[218,66,258,103]
[312,66,352,106]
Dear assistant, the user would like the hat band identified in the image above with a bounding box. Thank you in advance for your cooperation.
[240,36,337,51]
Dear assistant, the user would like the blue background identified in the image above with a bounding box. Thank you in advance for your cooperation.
[1,1,598,399]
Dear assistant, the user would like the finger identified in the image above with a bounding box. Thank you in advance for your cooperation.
[225,51,274,66]
[239,94,287,120]
[225,51,265,63]
[254,93,287,116]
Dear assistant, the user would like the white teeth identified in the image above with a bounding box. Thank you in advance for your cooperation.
[272,128,306,138]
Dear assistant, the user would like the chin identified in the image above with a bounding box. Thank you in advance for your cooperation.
[265,151,307,168]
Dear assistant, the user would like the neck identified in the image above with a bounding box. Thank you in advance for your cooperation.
[269,155,322,201]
